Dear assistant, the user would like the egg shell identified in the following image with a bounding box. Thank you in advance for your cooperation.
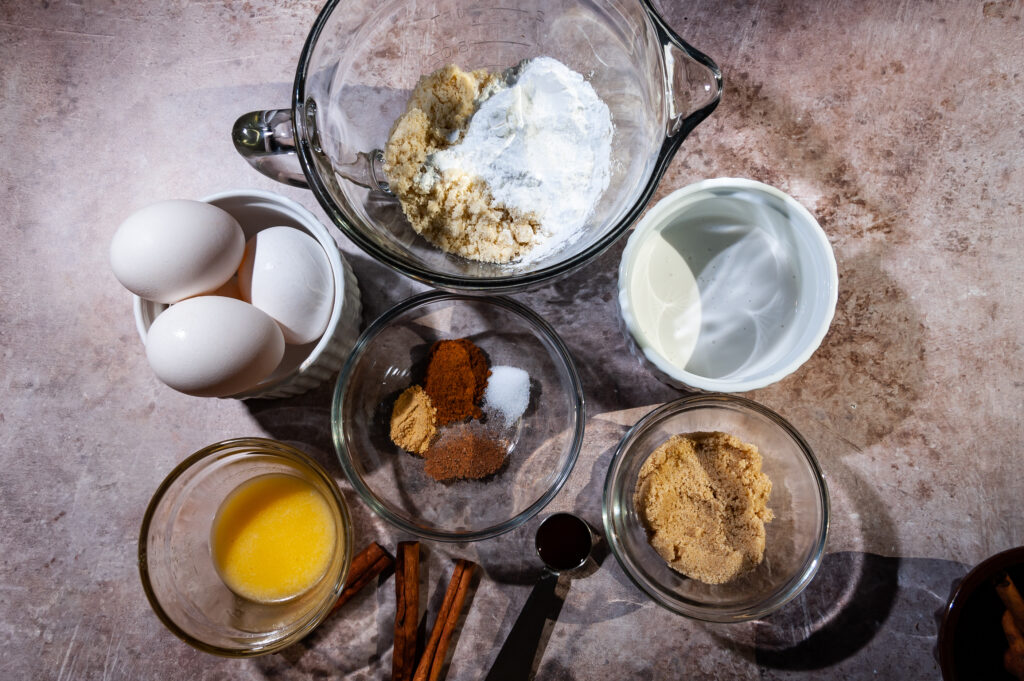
[145,296,285,397]
[200,275,242,301]
[110,199,245,304]
[238,226,335,345]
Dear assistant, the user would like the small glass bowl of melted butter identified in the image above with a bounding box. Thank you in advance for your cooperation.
[139,438,353,656]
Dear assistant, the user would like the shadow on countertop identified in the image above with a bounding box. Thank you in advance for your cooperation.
[747,551,964,670]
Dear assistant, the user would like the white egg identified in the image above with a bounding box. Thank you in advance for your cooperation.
[238,226,335,345]
[145,296,284,397]
[110,199,245,304]
[200,275,242,301]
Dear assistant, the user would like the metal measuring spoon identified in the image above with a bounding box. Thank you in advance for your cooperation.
[484,513,595,681]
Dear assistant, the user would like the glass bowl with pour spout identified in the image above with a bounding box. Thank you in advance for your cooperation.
[233,0,721,292]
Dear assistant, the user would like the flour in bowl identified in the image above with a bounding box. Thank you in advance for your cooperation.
[384,57,613,263]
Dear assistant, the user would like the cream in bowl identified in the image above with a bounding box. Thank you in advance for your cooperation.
[618,178,838,392]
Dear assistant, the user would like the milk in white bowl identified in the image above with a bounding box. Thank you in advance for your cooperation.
[618,178,838,393]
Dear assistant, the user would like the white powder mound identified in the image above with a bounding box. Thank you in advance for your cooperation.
[484,366,531,427]
[419,57,613,263]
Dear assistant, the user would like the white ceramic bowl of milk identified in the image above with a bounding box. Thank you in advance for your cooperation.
[618,178,838,392]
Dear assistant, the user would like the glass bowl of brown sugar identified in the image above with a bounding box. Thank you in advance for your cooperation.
[603,394,829,622]
[332,291,584,541]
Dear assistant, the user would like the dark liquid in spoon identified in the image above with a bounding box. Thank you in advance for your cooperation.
[535,513,592,572]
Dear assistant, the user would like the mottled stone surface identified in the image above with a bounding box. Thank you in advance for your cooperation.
[1,0,1022,679]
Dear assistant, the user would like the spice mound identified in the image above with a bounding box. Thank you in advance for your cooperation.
[388,337,530,483]
[389,386,437,455]
[425,423,508,482]
[424,339,489,425]
[384,57,613,264]
[484,365,530,426]
[634,431,774,585]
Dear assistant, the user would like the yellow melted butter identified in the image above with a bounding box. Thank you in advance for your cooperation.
[211,473,337,603]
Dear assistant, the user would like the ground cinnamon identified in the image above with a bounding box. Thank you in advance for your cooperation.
[424,424,507,481]
[424,339,489,425]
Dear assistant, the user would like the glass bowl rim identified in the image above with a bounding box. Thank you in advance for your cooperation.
[137,437,354,657]
[290,0,720,293]
[601,393,830,622]
[331,290,585,541]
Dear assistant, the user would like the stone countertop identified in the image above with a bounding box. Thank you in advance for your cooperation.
[2,1,1022,679]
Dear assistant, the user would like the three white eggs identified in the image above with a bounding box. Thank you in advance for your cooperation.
[110,199,335,397]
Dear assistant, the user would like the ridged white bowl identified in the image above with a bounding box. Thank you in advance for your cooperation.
[618,178,837,392]
[134,189,361,400]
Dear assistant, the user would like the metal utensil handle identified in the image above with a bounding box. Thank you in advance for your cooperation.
[484,572,562,681]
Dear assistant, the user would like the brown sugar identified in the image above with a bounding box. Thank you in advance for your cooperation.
[423,339,490,426]
[383,64,544,263]
[389,385,437,455]
[424,423,507,482]
[634,432,774,585]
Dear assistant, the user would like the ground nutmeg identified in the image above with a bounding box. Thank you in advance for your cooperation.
[425,424,508,482]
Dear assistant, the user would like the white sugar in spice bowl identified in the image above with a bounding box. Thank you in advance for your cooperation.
[134,189,361,399]
[618,178,838,392]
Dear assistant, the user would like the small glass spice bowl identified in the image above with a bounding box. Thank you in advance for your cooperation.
[603,394,829,622]
[332,291,584,542]
[138,438,353,656]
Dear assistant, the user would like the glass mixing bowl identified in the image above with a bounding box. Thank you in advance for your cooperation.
[234,0,721,291]
[331,291,584,541]
[603,395,829,622]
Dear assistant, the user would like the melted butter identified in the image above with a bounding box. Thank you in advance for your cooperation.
[211,474,336,603]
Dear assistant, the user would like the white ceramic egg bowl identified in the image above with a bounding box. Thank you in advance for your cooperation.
[134,189,361,399]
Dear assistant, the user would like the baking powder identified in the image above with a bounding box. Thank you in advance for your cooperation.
[419,57,613,263]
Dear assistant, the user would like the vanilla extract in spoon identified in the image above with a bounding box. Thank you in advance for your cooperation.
[485,513,595,681]
[535,512,593,572]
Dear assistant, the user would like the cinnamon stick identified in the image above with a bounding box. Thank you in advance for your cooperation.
[998,573,1024,631]
[393,541,420,681]
[331,542,394,614]
[412,560,465,681]
[1003,609,1024,679]
[413,559,476,681]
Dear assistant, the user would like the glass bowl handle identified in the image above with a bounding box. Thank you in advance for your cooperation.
[232,109,309,188]
[643,1,723,139]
